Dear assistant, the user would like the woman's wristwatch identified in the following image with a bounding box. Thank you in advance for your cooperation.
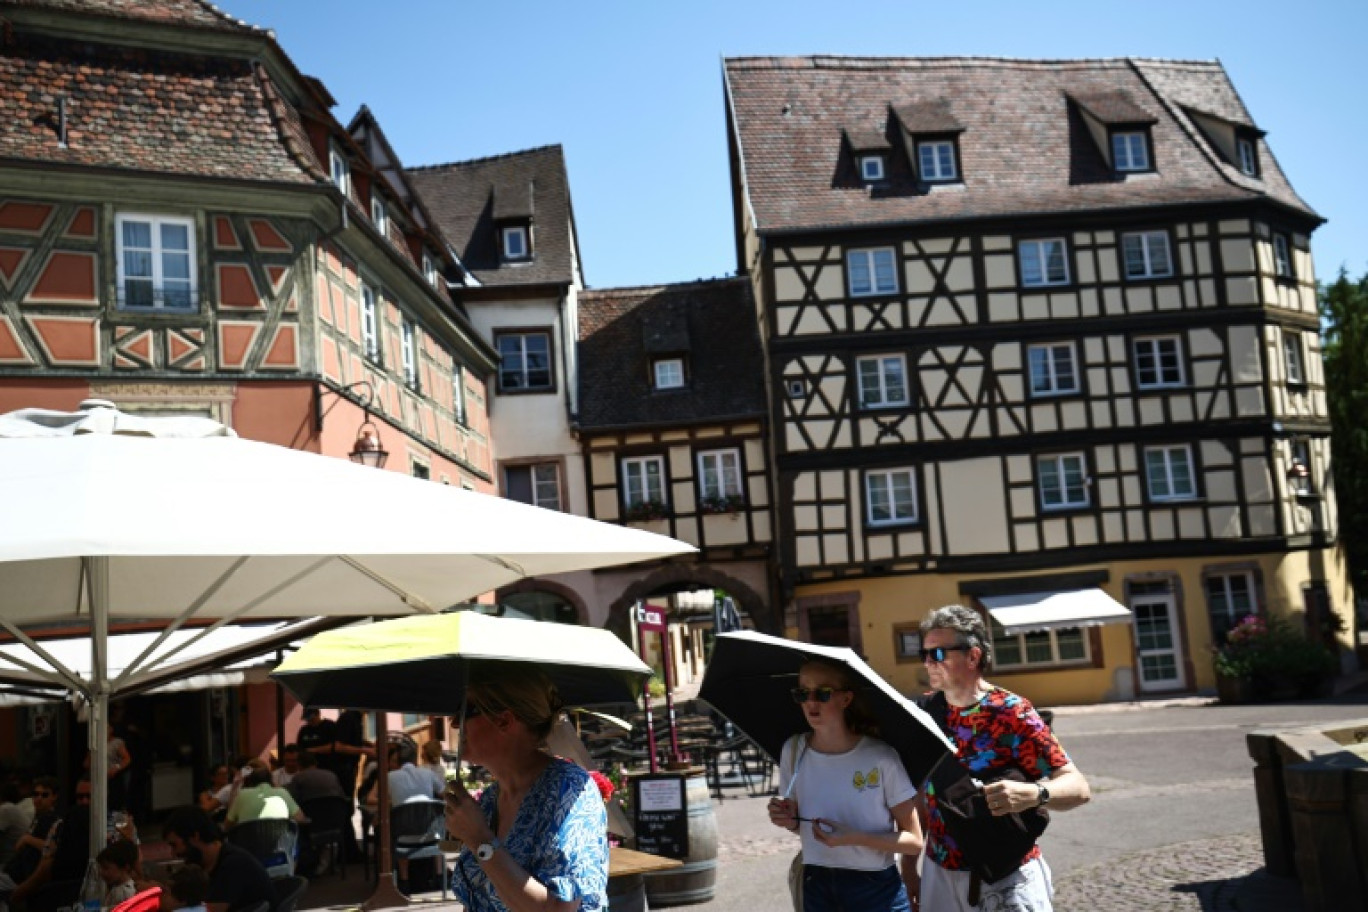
[476,837,501,862]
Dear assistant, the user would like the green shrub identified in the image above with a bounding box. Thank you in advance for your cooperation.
[1213,614,1337,682]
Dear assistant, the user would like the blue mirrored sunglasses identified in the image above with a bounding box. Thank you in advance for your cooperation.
[919,645,972,664]
[790,686,847,704]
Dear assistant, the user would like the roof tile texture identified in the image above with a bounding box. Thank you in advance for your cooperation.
[3,0,262,33]
[0,31,317,183]
[724,56,1317,235]
[408,146,576,288]
[578,278,766,430]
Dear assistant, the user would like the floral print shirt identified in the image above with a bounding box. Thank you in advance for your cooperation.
[925,687,1069,871]
[451,757,609,911]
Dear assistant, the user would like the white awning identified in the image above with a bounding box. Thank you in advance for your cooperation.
[979,588,1132,636]
[0,623,293,705]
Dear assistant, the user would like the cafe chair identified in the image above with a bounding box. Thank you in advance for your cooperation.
[298,794,353,878]
[225,818,300,878]
[390,798,448,899]
[270,874,308,912]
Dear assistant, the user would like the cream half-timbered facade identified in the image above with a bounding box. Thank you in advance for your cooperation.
[725,56,1347,704]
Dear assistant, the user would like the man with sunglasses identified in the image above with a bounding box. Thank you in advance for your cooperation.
[912,605,1091,912]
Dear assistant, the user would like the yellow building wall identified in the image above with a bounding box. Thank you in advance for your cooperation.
[790,544,1351,707]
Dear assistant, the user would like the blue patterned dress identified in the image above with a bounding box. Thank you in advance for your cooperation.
[450,757,609,911]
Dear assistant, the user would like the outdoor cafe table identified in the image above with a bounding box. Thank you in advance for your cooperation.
[609,845,680,912]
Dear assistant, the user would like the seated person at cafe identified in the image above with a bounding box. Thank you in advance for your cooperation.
[386,740,442,805]
[196,765,239,820]
[284,751,344,806]
[161,808,274,912]
[271,746,300,790]
[223,761,305,829]
[7,778,93,912]
[97,838,141,908]
[162,864,208,912]
[2,776,60,887]
[0,782,30,869]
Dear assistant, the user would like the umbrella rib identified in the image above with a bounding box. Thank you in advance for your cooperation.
[114,557,251,686]
[337,556,437,611]
[0,615,88,695]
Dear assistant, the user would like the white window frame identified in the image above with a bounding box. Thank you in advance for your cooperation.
[1283,331,1305,385]
[503,225,529,261]
[859,155,885,181]
[452,363,466,425]
[410,459,430,480]
[423,254,440,287]
[1133,336,1185,389]
[1037,452,1090,511]
[622,455,667,509]
[1145,444,1198,502]
[1018,238,1070,287]
[330,147,350,195]
[401,317,418,388]
[654,358,685,390]
[496,331,553,392]
[917,140,957,181]
[1237,138,1258,176]
[1112,131,1150,171]
[361,284,380,362]
[1273,233,1294,278]
[115,213,198,311]
[1121,230,1174,279]
[1027,343,1079,397]
[371,197,388,235]
[865,467,918,527]
[697,449,744,501]
[1289,439,1314,495]
[856,354,910,409]
[505,462,562,511]
[990,619,1091,670]
[846,247,899,297]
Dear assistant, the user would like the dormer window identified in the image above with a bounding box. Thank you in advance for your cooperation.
[844,126,893,185]
[892,100,966,185]
[502,225,530,261]
[859,155,885,182]
[423,254,440,287]
[653,357,685,390]
[329,147,350,196]
[916,139,958,182]
[1237,137,1258,177]
[1112,131,1150,172]
[371,197,387,235]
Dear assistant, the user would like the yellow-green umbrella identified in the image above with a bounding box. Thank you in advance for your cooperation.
[272,610,651,713]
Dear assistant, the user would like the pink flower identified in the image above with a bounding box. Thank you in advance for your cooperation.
[589,770,615,802]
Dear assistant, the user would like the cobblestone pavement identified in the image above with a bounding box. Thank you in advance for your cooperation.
[1051,832,1262,911]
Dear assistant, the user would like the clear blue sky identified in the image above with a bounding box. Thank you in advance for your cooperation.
[219,0,1367,292]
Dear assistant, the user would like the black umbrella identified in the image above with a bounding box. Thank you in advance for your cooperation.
[698,630,954,785]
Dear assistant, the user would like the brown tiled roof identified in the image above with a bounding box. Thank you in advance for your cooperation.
[1069,91,1156,125]
[724,56,1319,235]
[844,128,891,152]
[407,146,579,288]
[893,99,963,134]
[0,30,319,184]
[578,278,765,430]
[1,0,264,34]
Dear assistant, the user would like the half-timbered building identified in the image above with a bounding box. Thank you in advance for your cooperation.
[0,0,496,775]
[577,277,779,634]
[723,56,1349,704]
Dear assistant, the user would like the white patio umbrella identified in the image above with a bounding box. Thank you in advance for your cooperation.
[0,400,695,858]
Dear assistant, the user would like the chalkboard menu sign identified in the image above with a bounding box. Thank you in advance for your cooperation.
[632,774,689,859]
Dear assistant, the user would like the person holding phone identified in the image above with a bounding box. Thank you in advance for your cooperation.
[767,657,923,912]
[442,663,608,912]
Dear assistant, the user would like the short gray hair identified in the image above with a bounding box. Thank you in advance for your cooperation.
[920,604,992,671]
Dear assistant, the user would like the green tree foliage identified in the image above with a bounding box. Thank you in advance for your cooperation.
[1320,269,1368,594]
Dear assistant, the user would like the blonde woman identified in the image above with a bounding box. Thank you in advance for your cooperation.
[444,663,608,911]
[767,657,922,912]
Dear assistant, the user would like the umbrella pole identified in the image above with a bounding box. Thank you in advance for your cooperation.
[637,620,658,773]
[662,622,680,764]
[363,711,408,910]
[88,556,110,860]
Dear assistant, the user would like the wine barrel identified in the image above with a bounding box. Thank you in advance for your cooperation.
[643,771,717,906]
[606,872,647,912]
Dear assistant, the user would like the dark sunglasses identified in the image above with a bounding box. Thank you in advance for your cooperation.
[919,645,972,664]
[790,686,846,704]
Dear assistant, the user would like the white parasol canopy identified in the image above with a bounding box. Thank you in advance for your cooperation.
[0,400,695,856]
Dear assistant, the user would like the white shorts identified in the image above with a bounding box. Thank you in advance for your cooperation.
[920,855,1054,912]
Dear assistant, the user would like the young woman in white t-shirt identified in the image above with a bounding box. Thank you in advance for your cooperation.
[767,658,923,912]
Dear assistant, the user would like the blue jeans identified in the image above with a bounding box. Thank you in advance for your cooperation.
[803,864,911,912]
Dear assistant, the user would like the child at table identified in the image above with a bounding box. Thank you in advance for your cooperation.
[97,839,140,908]
[161,864,208,912]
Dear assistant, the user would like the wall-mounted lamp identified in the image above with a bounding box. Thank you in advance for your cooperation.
[315,380,389,469]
